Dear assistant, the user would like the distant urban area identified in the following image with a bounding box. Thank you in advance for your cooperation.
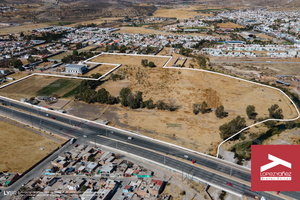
[0,1,300,200]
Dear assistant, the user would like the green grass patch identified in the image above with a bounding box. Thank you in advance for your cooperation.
[36,79,82,97]
[62,85,81,98]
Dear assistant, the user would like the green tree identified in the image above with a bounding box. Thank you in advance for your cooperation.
[200,101,208,114]
[285,121,296,129]
[268,104,283,119]
[91,73,102,79]
[264,120,277,128]
[148,61,156,68]
[120,45,127,53]
[81,185,87,192]
[76,43,82,49]
[215,105,227,118]
[42,57,48,62]
[192,103,201,115]
[144,98,155,109]
[120,87,131,107]
[82,89,96,103]
[13,59,23,69]
[141,59,148,67]
[219,116,246,140]
[246,105,257,119]
[96,88,110,104]
[73,50,78,56]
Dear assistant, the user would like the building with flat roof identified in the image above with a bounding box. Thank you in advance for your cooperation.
[65,64,87,74]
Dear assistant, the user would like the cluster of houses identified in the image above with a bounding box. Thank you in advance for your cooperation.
[33,26,75,34]
[0,38,48,60]
[10,144,168,200]
[201,43,300,58]
[0,173,21,187]
[61,27,216,49]
[0,6,19,14]
[217,9,300,43]
[163,19,210,32]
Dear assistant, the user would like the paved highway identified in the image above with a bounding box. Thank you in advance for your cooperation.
[0,101,298,199]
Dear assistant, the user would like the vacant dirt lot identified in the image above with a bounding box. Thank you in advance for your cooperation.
[217,22,244,28]
[84,64,119,76]
[0,75,81,100]
[97,80,131,97]
[89,54,170,68]
[153,5,216,19]
[65,54,298,155]
[0,117,62,172]
[0,23,50,35]
[100,66,297,154]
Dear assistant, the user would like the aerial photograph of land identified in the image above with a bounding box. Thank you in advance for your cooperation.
[0,0,300,200]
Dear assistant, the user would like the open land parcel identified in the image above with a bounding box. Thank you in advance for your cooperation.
[0,76,82,100]
[0,116,62,173]
[65,54,298,155]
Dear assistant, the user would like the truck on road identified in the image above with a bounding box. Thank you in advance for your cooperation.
[69,138,75,144]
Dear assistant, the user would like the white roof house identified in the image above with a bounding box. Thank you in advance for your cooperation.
[65,64,87,74]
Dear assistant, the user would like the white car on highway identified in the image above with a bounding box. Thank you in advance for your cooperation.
[83,135,87,138]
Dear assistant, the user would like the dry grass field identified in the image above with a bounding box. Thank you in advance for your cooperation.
[97,80,130,97]
[153,6,215,19]
[0,118,62,172]
[0,76,82,100]
[217,22,244,28]
[116,27,209,36]
[102,65,297,154]
[89,54,170,67]
[0,23,50,35]
[1,73,29,86]
[85,64,119,76]
[66,17,123,28]
[81,54,298,155]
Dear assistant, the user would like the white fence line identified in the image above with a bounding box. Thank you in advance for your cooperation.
[0,52,299,170]
[163,66,300,158]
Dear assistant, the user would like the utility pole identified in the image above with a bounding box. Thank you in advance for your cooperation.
[106,128,107,137]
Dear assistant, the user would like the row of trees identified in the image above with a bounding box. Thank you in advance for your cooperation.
[119,87,178,111]
[61,51,95,63]
[219,104,284,140]
[76,79,118,104]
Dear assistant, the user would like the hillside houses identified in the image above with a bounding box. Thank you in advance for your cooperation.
[217,9,300,43]
[201,43,300,58]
